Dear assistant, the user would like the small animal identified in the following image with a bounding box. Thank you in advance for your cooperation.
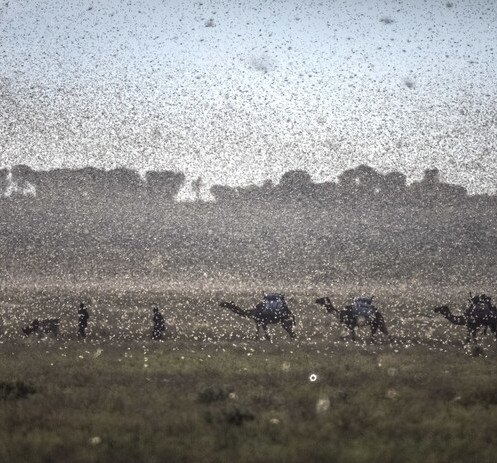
[22,319,60,337]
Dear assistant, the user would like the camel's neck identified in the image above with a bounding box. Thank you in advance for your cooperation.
[323,300,338,315]
[441,310,466,326]
[225,303,251,319]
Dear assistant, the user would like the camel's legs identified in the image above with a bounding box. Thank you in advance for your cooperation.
[369,323,378,342]
[255,323,261,340]
[465,325,477,344]
[490,323,497,341]
[370,319,378,335]
[376,313,389,336]
[261,324,271,341]
[473,326,479,343]
[282,319,295,339]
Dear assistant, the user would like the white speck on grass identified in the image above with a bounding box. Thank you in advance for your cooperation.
[386,389,399,400]
[316,397,330,413]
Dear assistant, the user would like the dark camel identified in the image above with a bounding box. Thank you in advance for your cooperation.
[219,301,296,340]
[434,295,497,343]
[315,297,389,340]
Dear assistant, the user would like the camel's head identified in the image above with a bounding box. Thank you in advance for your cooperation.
[315,297,335,313]
[219,301,234,309]
[22,324,34,336]
[433,306,450,315]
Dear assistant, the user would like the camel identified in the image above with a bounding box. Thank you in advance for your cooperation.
[219,294,296,341]
[433,294,497,343]
[315,296,389,340]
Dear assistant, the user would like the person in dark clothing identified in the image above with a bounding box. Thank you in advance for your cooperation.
[152,306,165,340]
[78,302,89,338]
[31,318,40,333]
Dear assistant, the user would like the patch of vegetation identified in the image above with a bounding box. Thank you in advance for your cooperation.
[461,386,497,406]
[0,381,36,400]
[1,289,497,462]
[223,406,255,426]
[203,406,255,426]
[197,385,231,404]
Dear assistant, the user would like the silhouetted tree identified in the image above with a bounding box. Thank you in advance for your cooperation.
[422,168,440,185]
[102,168,145,198]
[145,170,186,201]
[210,179,277,203]
[192,177,203,202]
[382,171,407,203]
[0,168,8,195]
[210,184,240,203]
[409,168,467,206]
[337,165,386,203]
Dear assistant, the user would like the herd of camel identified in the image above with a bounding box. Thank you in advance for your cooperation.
[219,296,389,341]
[18,293,497,345]
[220,293,497,344]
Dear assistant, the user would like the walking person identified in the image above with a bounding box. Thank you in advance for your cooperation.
[78,302,89,338]
[152,306,165,340]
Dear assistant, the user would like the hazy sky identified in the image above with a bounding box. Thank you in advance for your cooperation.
[1,0,496,195]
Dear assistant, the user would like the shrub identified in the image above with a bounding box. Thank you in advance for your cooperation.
[223,407,255,426]
[197,385,229,404]
[0,381,36,400]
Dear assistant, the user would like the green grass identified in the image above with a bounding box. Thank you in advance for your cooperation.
[1,288,497,462]
[1,341,497,462]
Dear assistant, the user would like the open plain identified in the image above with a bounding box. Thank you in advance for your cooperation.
[1,287,497,463]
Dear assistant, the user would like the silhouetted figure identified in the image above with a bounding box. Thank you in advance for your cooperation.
[31,318,40,333]
[152,306,165,340]
[78,303,89,338]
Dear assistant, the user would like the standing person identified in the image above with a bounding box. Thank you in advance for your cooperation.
[152,306,165,340]
[78,302,89,338]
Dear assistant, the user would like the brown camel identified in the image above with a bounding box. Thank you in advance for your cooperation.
[219,294,296,341]
[315,296,389,340]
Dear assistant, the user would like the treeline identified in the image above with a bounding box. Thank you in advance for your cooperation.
[211,166,477,208]
[0,165,184,202]
[2,163,497,287]
[1,164,495,208]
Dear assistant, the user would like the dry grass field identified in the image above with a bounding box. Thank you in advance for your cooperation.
[1,286,497,463]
